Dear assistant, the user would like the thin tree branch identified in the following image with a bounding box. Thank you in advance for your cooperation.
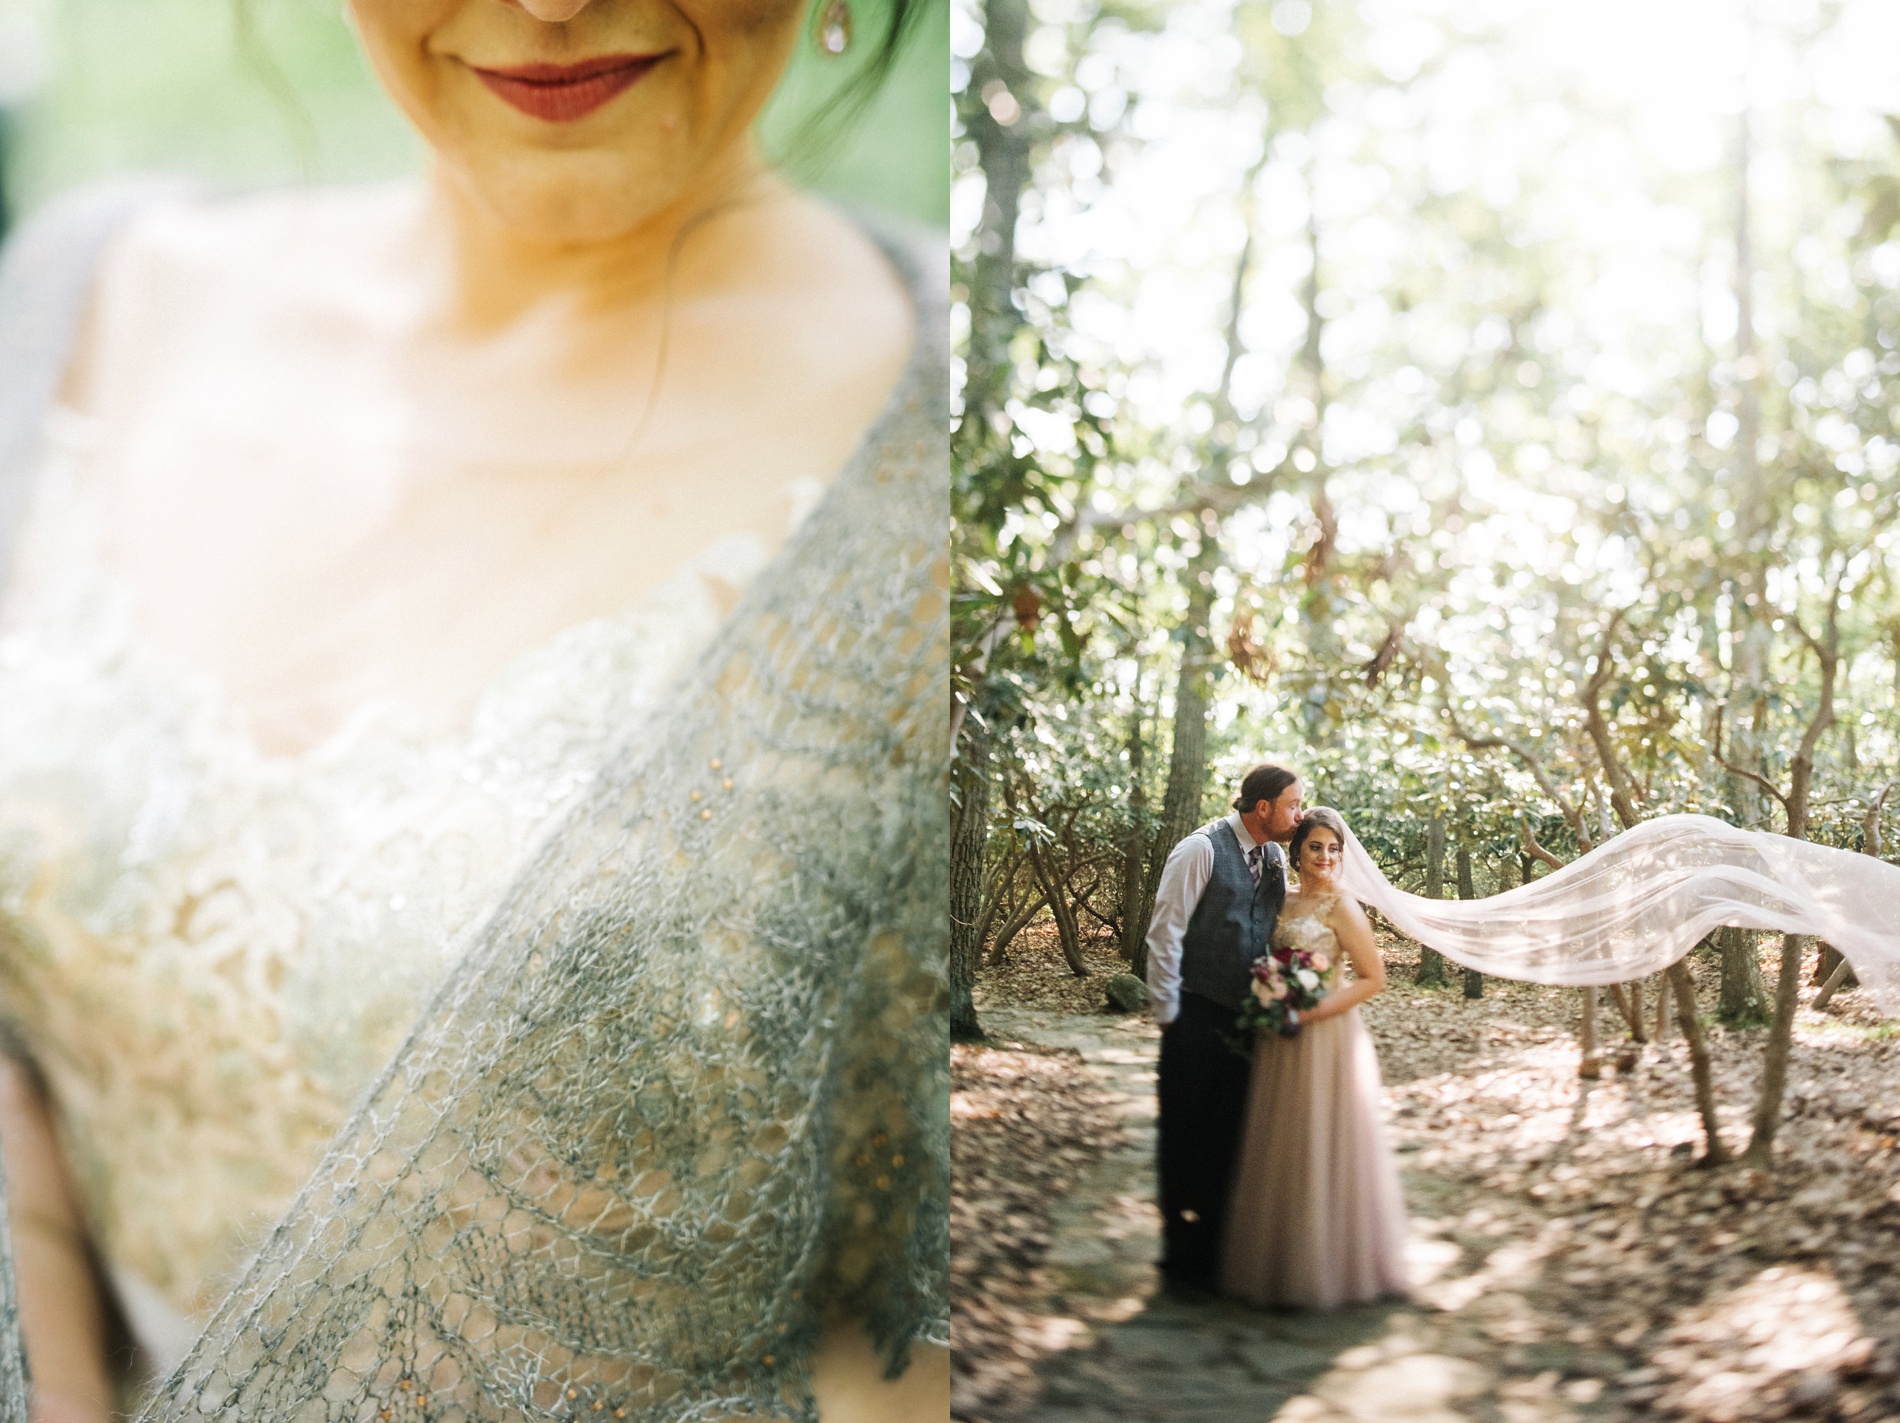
[1865,782,1895,858]
[1711,699,1793,815]
[1519,818,1570,872]
[1443,701,1595,854]
[1579,610,1642,831]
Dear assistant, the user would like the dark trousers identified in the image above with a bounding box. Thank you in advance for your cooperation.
[1156,990,1253,1289]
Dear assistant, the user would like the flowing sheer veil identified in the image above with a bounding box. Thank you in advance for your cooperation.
[1334,812,1900,1012]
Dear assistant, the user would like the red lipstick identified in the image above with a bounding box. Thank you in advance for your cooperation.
[469,54,664,123]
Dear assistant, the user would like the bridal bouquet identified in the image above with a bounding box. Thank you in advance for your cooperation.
[1237,944,1329,1040]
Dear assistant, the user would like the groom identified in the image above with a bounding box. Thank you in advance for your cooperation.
[1144,761,1304,1295]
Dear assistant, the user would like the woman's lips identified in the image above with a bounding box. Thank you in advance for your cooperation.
[468,54,664,123]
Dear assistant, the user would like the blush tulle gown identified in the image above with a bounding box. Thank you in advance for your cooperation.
[1221,894,1410,1308]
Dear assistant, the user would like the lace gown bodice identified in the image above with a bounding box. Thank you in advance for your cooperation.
[0,406,772,1362]
[1271,893,1344,994]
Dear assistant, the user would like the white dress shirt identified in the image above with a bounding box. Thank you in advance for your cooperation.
[1144,812,1286,1026]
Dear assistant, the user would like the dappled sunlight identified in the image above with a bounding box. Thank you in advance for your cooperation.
[1654,1266,1877,1421]
[1363,959,1900,1420]
[964,932,1900,1419]
[951,1038,1128,1418]
[956,949,1900,1421]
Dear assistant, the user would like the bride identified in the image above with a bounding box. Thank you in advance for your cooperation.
[1222,808,1409,1309]
[0,1,945,1420]
[1218,797,1900,1311]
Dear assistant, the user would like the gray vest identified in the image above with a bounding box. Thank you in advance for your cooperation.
[1179,820,1283,1010]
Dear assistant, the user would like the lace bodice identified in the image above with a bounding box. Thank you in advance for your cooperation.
[0,404,773,1356]
[1272,893,1344,993]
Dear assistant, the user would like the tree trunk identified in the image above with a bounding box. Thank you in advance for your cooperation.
[1744,933,1809,1165]
[1417,815,1449,986]
[1814,943,1846,987]
[1456,842,1482,999]
[950,722,991,1040]
[1605,982,1642,1038]
[1718,926,1769,1025]
[1720,107,1778,1024]
[1813,952,1854,1011]
[1669,956,1729,1164]
[1027,838,1089,977]
[963,0,1030,412]
[1579,985,1600,1079]
[973,846,1023,953]
[947,0,1033,752]
[986,891,1048,967]
[1119,718,1151,972]
[1291,178,1342,744]
[1138,580,1215,957]
[1741,577,1838,1159]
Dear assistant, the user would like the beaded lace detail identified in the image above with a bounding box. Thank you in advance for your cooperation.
[1272,894,1344,993]
[0,406,771,1338]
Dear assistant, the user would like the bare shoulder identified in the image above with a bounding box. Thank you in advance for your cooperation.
[762,188,915,308]
[703,185,916,378]
[1327,894,1373,934]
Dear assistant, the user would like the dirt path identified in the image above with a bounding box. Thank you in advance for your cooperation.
[975,1006,1545,1423]
[958,956,1900,1423]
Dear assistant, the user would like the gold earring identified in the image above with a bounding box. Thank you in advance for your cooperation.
[817,0,852,55]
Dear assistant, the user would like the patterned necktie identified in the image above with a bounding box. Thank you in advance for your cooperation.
[1247,845,1263,886]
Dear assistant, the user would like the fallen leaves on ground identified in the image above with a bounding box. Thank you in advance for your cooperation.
[950,1036,1122,1420]
[974,925,1135,1017]
[959,921,1900,1422]
[1375,933,1900,1422]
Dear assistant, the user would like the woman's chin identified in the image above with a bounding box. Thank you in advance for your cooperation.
[440,148,709,247]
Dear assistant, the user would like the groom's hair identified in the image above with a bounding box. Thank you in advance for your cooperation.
[1234,762,1299,814]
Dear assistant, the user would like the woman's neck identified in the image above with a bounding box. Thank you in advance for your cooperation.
[414,141,785,331]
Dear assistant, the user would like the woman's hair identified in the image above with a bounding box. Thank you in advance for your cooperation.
[818,0,930,126]
[1289,807,1349,868]
[773,0,933,174]
[1233,761,1298,814]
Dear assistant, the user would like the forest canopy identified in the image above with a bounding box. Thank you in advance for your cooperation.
[951,0,1900,1042]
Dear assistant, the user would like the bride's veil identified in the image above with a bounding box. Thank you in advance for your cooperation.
[1332,811,1900,1011]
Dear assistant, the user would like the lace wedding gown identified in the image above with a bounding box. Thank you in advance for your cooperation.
[0,406,783,1362]
[1221,895,1408,1309]
[0,188,948,1423]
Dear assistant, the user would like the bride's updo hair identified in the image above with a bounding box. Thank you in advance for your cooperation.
[1289,806,1349,867]
[1234,761,1298,813]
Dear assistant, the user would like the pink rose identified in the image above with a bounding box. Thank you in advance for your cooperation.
[1311,953,1330,972]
